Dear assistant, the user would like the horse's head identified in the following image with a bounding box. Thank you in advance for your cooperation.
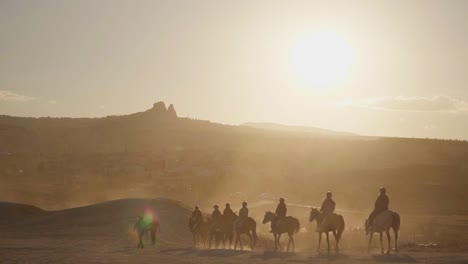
[309,208,320,222]
[262,211,275,224]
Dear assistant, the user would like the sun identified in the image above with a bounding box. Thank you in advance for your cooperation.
[291,31,353,87]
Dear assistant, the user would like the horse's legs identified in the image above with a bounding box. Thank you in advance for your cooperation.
[394,228,399,253]
[239,234,244,250]
[368,232,373,254]
[247,233,253,250]
[317,232,322,252]
[272,233,278,251]
[277,233,283,251]
[332,230,339,253]
[234,234,239,250]
[385,230,391,254]
[287,233,291,252]
[326,232,330,254]
[291,233,295,252]
[379,232,384,254]
[209,232,212,249]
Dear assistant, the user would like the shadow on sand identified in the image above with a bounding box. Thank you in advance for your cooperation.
[197,249,250,257]
[310,252,350,262]
[372,254,417,263]
[250,251,297,260]
[161,247,249,257]
[160,247,197,256]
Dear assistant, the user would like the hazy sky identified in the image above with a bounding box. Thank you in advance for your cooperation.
[1,0,467,139]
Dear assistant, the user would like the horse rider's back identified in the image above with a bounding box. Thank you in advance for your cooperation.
[223,203,235,221]
[239,206,248,219]
[320,195,335,215]
[212,205,222,223]
[275,198,287,218]
[375,193,389,211]
[369,187,390,225]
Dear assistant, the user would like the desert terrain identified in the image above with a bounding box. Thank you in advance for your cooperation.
[1,198,467,264]
[1,104,467,263]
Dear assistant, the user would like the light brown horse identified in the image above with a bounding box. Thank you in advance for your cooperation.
[309,208,345,254]
[233,214,257,250]
[365,210,400,254]
[262,211,300,252]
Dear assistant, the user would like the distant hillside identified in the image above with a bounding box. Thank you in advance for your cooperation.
[0,101,467,215]
[242,122,358,138]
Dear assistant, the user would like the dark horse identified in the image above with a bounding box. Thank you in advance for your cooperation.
[134,215,160,248]
[208,218,224,249]
[189,216,209,248]
[208,215,236,249]
[309,208,345,254]
[233,214,258,250]
[262,211,300,252]
[365,210,400,254]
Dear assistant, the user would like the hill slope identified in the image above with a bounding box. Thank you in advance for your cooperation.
[242,122,358,138]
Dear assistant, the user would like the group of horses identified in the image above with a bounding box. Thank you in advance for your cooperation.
[188,212,258,251]
[188,207,400,255]
[134,207,401,255]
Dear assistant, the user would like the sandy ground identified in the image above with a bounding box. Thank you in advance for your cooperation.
[1,239,467,264]
[1,199,467,264]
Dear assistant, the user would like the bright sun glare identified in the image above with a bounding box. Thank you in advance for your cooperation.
[291,31,353,87]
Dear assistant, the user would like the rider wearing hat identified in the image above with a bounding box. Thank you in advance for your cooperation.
[192,205,202,223]
[318,191,336,232]
[369,187,390,226]
[211,204,222,223]
[270,197,287,232]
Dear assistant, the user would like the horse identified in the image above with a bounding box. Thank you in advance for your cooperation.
[233,214,258,250]
[262,211,300,252]
[309,208,345,254]
[134,215,160,248]
[220,214,235,249]
[365,210,400,254]
[208,218,225,249]
[189,216,209,248]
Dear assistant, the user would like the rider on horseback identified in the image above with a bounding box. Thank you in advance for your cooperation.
[192,205,203,223]
[369,187,389,226]
[275,198,287,218]
[212,204,222,223]
[234,201,249,230]
[318,191,335,232]
[223,203,235,221]
[271,198,287,232]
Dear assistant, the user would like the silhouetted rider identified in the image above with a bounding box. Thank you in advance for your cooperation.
[271,197,287,232]
[192,205,202,223]
[223,203,235,221]
[234,201,249,230]
[275,198,287,218]
[212,204,222,223]
[239,202,249,219]
[318,191,335,232]
[369,187,389,226]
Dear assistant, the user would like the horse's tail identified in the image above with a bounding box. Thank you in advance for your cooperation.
[251,219,257,248]
[294,218,300,233]
[336,215,345,241]
[392,212,400,237]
